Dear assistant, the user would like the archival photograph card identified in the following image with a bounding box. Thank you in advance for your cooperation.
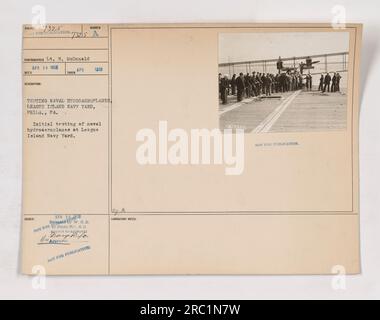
[22,24,362,275]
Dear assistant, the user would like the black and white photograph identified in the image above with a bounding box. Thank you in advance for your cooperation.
[219,32,350,133]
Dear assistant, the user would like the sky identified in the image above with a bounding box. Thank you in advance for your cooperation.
[219,32,350,64]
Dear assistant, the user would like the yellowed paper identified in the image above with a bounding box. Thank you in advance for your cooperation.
[22,23,362,275]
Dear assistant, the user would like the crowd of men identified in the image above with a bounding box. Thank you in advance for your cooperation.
[318,72,342,93]
[219,71,342,105]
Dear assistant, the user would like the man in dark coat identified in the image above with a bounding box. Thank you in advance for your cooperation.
[274,74,280,93]
[245,73,252,98]
[319,74,324,91]
[298,74,303,90]
[305,75,310,91]
[323,73,332,93]
[257,73,263,95]
[332,73,337,92]
[261,73,267,95]
[309,74,313,91]
[236,73,245,102]
[220,75,229,105]
[230,74,237,96]
[251,72,258,96]
[218,73,222,99]
[279,73,287,93]
[336,73,342,92]
[265,73,272,96]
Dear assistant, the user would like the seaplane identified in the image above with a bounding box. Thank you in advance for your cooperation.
[277,56,320,74]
